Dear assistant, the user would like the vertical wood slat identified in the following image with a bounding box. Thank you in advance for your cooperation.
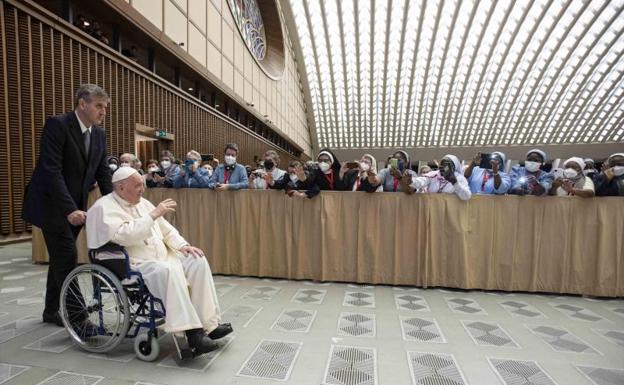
[0,1,12,235]
[6,6,22,232]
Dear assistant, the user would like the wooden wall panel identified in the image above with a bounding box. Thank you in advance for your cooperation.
[0,1,301,239]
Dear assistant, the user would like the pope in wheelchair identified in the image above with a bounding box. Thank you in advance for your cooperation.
[64,166,233,360]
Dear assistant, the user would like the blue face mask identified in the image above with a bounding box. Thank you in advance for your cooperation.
[397,159,406,172]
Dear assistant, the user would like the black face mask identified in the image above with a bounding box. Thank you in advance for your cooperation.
[440,161,454,175]
[264,159,274,170]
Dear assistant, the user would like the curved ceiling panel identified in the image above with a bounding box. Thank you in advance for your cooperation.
[289,0,624,148]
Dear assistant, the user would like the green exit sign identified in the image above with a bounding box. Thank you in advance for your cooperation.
[155,130,167,137]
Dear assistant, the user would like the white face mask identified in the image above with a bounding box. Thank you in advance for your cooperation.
[120,162,131,168]
[289,174,298,183]
[225,155,236,166]
[613,166,624,177]
[360,162,371,172]
[160,160,171,169]
[205,169,213,176]
[524,161,541,173]
[564,168,578,179]
[319,162,331,173]
[109,164,118,171]
[148,166,159,173]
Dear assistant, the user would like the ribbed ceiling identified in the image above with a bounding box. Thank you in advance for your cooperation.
[289,0,624,149]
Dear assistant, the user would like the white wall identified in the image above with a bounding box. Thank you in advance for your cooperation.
[127,0,312,156]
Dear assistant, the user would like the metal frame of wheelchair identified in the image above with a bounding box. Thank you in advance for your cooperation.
[58,245,186,362]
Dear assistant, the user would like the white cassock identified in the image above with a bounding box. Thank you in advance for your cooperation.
[86,192,221,333]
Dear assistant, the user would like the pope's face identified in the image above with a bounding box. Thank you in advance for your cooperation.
[118,174,144,204]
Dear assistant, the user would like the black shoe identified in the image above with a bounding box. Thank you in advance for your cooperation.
[207,323,233,340]
[185,328,218,355]
[42,311,64,327]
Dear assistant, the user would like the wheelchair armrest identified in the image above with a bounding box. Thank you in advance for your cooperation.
[89,243,132,280]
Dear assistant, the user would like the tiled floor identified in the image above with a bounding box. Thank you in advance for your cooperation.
[0,241,623,385]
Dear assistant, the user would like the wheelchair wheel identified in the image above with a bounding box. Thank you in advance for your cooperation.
[60,264,131,353]
[134,332,160,362]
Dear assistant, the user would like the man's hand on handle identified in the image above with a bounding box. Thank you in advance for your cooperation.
[67,210,87,226]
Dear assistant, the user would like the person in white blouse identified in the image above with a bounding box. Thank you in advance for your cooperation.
[402,155,472,201]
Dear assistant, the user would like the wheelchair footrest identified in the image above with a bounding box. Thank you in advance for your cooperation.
[171,333,194,363]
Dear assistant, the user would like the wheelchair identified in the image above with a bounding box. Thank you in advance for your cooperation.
[59,243,194,362]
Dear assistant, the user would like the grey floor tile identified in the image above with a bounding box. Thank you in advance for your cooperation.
[36,371,104,385]
[0,316,44,344]
[462,321,519,348]
[323,345,377,385]
[528,325,599,354]
[240,286,281,301]
[489,358,556,385]
[343,291,375,309]
[0,363,30,385]
[215,283,237,297]
[291,288,327,304]
[23,329,73,353]
[395,294,431,312]
[400,316,446,343]
[221,304,262,328]
[550,303,606,323]
[407,352,467,385]
[236,339,301,381]
[337,312,376,338]
[576,365,624,385]
[446,298,487,315]
[499,300,547,319]
[271,309,317,333]
[592,329,624,348]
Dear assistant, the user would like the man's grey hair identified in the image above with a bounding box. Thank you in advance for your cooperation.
[120,153,138,163]
[74,84,110,106]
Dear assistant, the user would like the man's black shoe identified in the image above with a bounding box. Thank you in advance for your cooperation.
[207,323,233,340]
[185,328,218,355]
[42,312,64,327]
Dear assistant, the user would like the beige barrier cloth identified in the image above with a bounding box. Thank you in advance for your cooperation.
[32,189,624,297]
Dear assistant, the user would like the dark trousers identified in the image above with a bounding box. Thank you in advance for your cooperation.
[42,222,83,316]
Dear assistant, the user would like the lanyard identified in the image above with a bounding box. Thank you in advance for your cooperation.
[325,172,334,190]
[481,170,489,191]
[393,177,400,192]
[224,170,230,184]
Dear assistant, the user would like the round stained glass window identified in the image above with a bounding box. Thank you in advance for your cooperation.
[227,0,267,61]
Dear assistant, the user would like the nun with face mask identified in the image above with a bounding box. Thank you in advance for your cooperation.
[509,149,553,196]
[550,157,595,197]
[403,155,471,200]
[595,153,624,196]
[375,150,417,192]
[340,154,383,192]
[314,148,343,191]
[465,151,511,195]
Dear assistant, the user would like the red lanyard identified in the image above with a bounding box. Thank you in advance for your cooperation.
[355,177,361,191]
[393,177,400,192]
[481,171,489,190]
[325,172,334,190]
[224,170,230,184]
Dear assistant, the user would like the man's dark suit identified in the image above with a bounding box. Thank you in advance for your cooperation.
[23,111,113,318]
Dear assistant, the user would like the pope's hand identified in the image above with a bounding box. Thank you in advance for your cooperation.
[150,199,176,220]
[180,245,204,258]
